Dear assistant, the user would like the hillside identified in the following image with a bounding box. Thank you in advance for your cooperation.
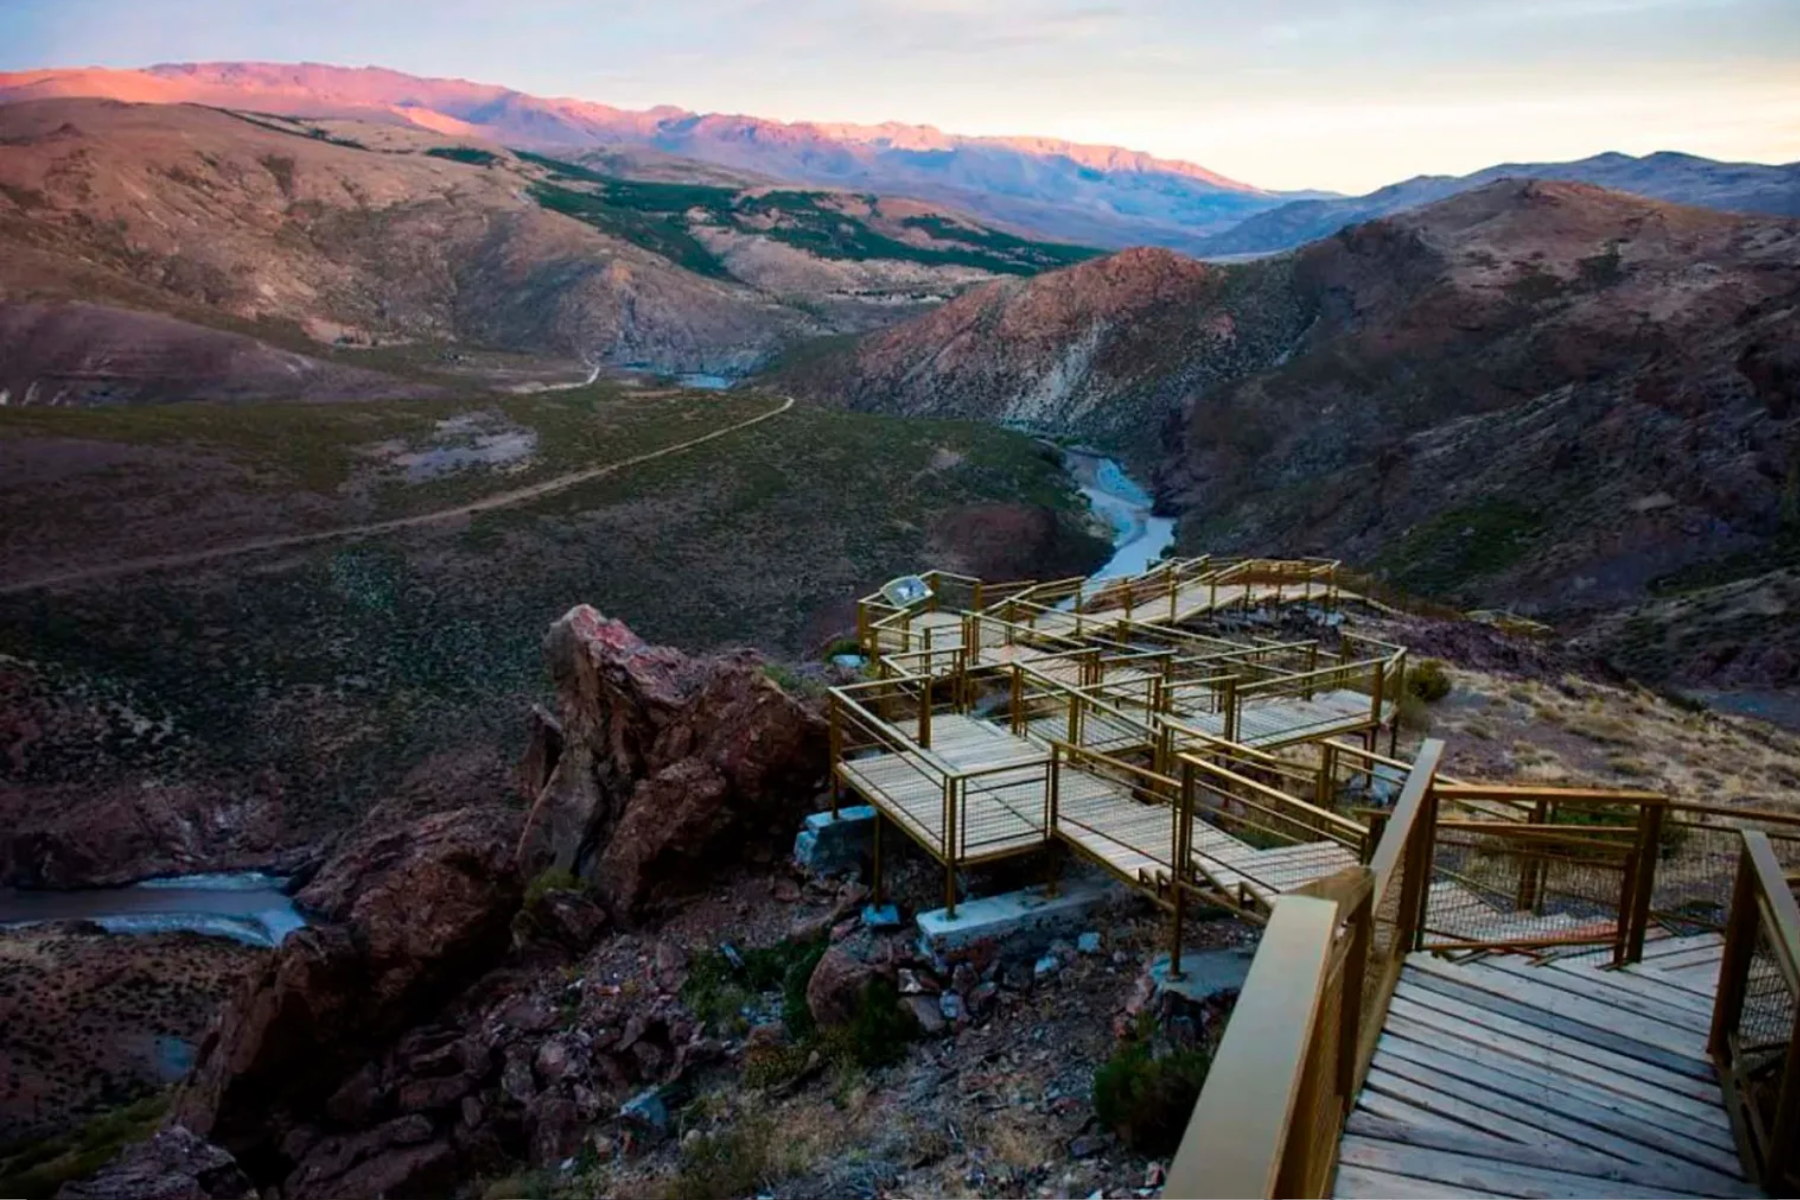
[0,62,1303,252]
[1194,150,1800,257]
[770,181,1800,693]
[0,99,1097,401]
[770,246,1307,458]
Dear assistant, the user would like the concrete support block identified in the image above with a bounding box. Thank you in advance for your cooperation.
[916,875,1127,964]
[792,805,876,876]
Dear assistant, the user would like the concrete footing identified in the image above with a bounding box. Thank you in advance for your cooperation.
[792,806,876,875]
[1146,947,1254,1002]
[916,876,1125,963]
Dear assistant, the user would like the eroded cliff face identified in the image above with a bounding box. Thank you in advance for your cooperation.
[152,611,830,1194]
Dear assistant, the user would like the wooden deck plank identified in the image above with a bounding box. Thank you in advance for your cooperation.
[1540,959,1717,1018]
[1479,956,1716,1033]
[1344,1114,1761,1198]
[1373,1033,1741,1170]
[1337,1136,1716,1199]
[1399,970,1715,1080]
[1333,1163,1500,1199]
[1360,1068,1606,1156]
[1385,992,1726,1115]
[1406,954,1710,1062]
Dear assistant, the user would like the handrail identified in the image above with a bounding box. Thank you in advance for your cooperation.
[1180,753,1366,845]
[1166,892,1342,1199]
[1710,830,1800,1193]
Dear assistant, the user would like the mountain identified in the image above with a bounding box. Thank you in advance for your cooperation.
[0,61,1304,252]
[768,246,1306,455]
[0,98,1097,401]
[1193,151,1800,257]
[775,180,1800,672]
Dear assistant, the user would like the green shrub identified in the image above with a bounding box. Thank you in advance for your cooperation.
[0,1095,168,1199]
[821,636,863,661]
[425,146,501,167]
[524,867,584,907]
[742,1042,813,1090]
[681,935,828,1037]
[831,979,918,1068]
[1406,659,1452,703]
[1092,1037,1212,1156]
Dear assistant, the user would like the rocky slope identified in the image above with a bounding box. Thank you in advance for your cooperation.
[1194,150,1800,257]
[770,246,1308,457]
[0,99,1094,401]
[0,62,1300,252]
[774,180,1800,678]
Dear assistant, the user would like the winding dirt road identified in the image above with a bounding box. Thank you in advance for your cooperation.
[0,395,794,596]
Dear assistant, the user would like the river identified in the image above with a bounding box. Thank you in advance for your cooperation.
[0,871,306,947]
[1065,450,1177,581]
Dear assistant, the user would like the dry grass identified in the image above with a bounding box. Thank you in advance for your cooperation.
[1403,669,1800,815]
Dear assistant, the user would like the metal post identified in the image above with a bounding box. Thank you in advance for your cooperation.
[943,778,958,919]
[872,812,885,906]
[828,695,843,817]
[1316,742,1337,810]
[1222,677,1239,744]
[919,679,932,749]
[1626,802,1664,963]
[1169,883,1187,982]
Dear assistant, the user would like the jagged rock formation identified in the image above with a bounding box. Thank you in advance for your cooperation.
[173,805,526,1173]
[519,605,830,917]
[137,613,827,1194]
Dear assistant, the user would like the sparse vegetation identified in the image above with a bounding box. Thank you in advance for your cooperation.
[1407,658,1452,702]
[1092,1028,1212,1156]
[0,1095,168,1200]
[425,146,502,167]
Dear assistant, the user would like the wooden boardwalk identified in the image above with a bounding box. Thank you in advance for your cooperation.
[1335,934,1758,1199]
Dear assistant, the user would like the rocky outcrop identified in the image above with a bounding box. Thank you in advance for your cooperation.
[173,805,524,1166]
[518,606,829,917]
[55,1127,252,1200]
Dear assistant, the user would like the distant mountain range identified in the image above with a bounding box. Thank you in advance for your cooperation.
[0,62,1311,253]
[1193,151,1800,257]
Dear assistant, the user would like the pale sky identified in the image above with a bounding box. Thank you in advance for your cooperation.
[3,0,1797,193]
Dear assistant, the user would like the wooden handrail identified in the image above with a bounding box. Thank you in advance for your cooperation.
[1710,830,1800,1192]
[1166,893,1342,1199]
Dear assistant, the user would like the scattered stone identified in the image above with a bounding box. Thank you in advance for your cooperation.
[1077,932,1102,955]
[55,1126,253,1200]
[1111,950,1131,967]
[897,967,938,995]
[951,962,980,995]
[620,1088,669,1135]
[1069,1132,1108,1159]
[970,981,999,1016]
[905,995,948,1036]
[939,991,966,1023]
[1033,954,1061,981]
[830,918,859,942]
[1145,1162,1168,1187]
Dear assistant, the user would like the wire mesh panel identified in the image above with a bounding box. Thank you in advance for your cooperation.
[1421,820,1633,955]
[1655,805,1800,933]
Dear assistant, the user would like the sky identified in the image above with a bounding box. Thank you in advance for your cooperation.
[2,0,1797,193]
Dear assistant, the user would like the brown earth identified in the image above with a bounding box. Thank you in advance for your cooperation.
[0,926,263,1146]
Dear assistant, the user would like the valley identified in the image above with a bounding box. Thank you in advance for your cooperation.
[1,45,1798,1200]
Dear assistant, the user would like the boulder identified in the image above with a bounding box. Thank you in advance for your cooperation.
[55,1127,252,1200]
[805,944,876,1028]
[518,607,829,917]
[173,805,524,1168]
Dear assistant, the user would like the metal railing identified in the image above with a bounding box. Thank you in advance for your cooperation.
[1711,830,1800,1194]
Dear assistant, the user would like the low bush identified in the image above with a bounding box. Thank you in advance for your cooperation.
[821,979,918,1069]
[1092,1036,1212,1156]
[1406,659,1452,703]
[664,1116,774,1200]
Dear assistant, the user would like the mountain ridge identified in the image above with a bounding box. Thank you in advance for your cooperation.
[0,61,1306,251]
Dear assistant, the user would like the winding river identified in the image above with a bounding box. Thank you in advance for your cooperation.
[1065,450,1177,581]
[0,871,305,947]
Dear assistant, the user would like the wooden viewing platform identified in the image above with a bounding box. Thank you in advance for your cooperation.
[845,564,1800,1198]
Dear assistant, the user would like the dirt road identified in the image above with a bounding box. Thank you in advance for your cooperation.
[0,396,793,595]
